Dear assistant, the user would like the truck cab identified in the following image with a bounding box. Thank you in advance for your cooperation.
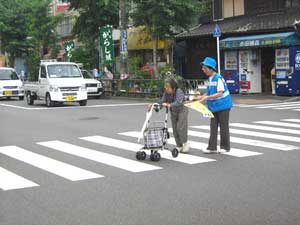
[25,61,88,107]
[0,67,24,100]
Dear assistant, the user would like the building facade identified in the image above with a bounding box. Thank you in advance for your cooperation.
[176,0,300,95]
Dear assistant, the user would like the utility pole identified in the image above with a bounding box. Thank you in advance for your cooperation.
[119,0,128,78]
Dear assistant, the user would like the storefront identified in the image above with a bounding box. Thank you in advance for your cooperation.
[220,32,300,95]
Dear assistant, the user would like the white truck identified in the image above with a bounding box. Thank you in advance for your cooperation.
[0,67,25,100]
[24,61,88,107]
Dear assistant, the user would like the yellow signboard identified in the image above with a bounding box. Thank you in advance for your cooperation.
[128,27,169,50]
[185,101,214,118]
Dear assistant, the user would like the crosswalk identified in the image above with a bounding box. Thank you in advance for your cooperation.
[1,118,300,191]
[237,101,300,111]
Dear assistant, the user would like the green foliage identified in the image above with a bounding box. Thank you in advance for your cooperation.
[71,47,95,70]
[130,0,208,39]
[158,64,176,79]
[128,57,142,76]
[0,0,60,76]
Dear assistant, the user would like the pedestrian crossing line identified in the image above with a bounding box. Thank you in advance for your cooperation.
[237,101,300,108]
[81,135,216,164]
[273,105,300,110]
[38,141,161,173]
[191,126,300,143]
[281,119,300,123]
[294,109,300,111]
[119,131,262,158]
[230,123,300,135]
[0,146,102,181]
[170,129,298,151]
[0,166,39,191]
[257,103,300,109]
[254,121,300,129]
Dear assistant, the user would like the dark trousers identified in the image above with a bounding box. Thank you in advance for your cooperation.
[208,109,230,150]
[171,107,188,147]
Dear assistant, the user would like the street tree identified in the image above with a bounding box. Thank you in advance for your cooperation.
[130,0,208,77]
[0,0,60,79]
[69,0,119,69]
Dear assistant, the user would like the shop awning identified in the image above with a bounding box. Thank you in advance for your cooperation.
[220,32,300,49]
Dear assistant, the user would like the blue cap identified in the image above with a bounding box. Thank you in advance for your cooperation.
[201,57,217,71]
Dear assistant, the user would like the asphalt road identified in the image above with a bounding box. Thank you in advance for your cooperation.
[0,97,300,225]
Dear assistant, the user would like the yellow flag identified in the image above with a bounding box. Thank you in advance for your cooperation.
[185,101,214,118]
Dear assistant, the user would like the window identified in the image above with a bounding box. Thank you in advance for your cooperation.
[223,0,244,18]
[40,66,47,78]
[213,0,224,21]
[286,0,300,8]
[57,17,74,37]
[246,0,285,15]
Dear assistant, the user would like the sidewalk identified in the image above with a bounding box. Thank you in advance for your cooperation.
[232,94,300,105]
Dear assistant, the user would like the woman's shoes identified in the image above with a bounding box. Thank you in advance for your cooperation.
[182,142,190,153]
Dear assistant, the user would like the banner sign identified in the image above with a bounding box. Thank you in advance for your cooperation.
[99,25,114,65]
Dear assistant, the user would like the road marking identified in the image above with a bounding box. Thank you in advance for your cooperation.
[0,103,148,111]
[230,123,300,135]
[273,105,300,110]
[282,119,300,123]
[0,167,39,191]
[173,130,298,151]
[256,103,300,109]
[237,101,300,108]
[38,140,161,173]
[81,135,215,164]
[0,146,102,181]
[191,125,300,143]
[255,121,300,129]
[120,131,262,158]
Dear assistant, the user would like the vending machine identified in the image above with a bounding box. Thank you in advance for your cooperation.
[275,47,300,96]
[238,50,262,93]
[223,51,240,94]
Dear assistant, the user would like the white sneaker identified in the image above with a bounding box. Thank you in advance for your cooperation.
[176,146,183,152]
[182,142,190,153]
[202,149,218,154]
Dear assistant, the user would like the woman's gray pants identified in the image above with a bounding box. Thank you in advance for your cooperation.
[170,107,188,147]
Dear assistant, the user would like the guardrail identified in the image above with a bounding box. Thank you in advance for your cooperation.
[97,79,206,98]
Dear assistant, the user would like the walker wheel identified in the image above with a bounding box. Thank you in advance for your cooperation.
[150,152,161,162]
[136,151,147,160]
[172,148,179,158]
[140,151,146,160]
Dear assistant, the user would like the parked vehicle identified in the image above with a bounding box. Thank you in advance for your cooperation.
[81,69,104,98]
[0,67,24,100]
[24,60,88,107]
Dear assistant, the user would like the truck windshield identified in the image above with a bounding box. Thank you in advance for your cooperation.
[0,70,19,80]
[82,70,93,79]
[47,65,82,78]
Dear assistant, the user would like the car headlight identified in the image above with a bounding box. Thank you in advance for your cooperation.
[49,85,59,92]
[97,83,102,88]
[18,86,24,89]
[80,84,87,91]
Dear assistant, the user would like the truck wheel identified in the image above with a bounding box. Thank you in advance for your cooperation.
[19,96,24,101]
[79,100,87,106]
[45,93,54,107]
[26,92,34,105]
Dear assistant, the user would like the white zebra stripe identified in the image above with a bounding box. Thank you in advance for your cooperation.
[82,135,216,164]
[119,131,262,158]
[0,166,39,191]
[0,146,102,181]
[281,119,300,123]
[254,121,300,129]
[171,130,298,151]
[191,125,300,143]
[230,123,300,135]
[38,141,161,173]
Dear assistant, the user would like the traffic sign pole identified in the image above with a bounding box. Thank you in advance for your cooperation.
[213,24,221,74]
[217,36,220,74]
